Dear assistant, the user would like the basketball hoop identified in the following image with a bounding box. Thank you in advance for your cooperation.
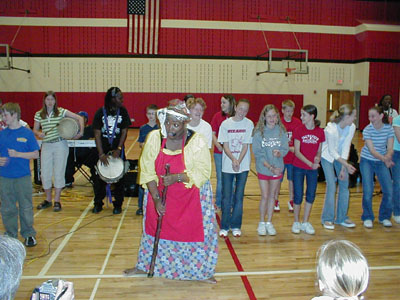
[285,68,296,77]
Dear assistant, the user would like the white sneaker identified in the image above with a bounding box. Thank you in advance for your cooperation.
[394,215,400,224]
[232,228,241,237]
[265,222,277,236]
[323,221,335,230]
[288,200,294,212]
[257,222,267,236]
[301,222,315,235]
[363,220,373,228]
[338,219,356,228]
[291,222,301,234]
[274,200,280,212]
[219,229,228,237]
[380,219,392,227]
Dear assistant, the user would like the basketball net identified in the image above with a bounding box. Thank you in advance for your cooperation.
[285,67,296,77]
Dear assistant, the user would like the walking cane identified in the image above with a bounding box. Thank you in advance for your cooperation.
[148,163,170,278]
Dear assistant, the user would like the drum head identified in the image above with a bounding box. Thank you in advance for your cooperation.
[58,118,79,139]
[96,157,125,183]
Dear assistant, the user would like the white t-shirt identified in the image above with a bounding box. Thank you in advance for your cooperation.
[187,119,213,149]
[218,117,254,173]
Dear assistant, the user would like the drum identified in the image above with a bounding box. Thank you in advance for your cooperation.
[95,156,125,183]
[58,118,79,139]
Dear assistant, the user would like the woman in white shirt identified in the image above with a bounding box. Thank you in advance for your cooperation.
[320,104,357,229]
[186,98,212,149]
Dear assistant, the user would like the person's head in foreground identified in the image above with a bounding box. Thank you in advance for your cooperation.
[157,102,191,139]
[314,240,369,300]
[0,235,26,300]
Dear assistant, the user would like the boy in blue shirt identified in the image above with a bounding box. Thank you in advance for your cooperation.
[136,104,159,215]
[0,103,40,247]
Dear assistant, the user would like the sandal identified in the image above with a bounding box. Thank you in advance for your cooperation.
[53,202,62,212]
[37,200,52,210]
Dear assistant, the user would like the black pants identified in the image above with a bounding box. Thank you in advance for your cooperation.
[92,172,125,208]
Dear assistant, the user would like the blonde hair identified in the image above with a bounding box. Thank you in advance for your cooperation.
[330,104,356,124]
[316,240,369,300]
[186,97,207,111]
[1,102,21,120]
[253,104,286,137]
[282,99,295,109]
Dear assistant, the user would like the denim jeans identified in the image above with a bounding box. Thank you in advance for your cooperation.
[293,166,318,205]
[392,150,400,216]
[360,157,393,221]
[220,171,249,230]
[213,153,222,208]
[321,158,350,224]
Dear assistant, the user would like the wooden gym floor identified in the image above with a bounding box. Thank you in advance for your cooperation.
[2,129,400,300]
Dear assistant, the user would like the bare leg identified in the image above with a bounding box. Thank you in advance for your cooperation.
[258,180,268,222]
[267,180,280,222]
[288,180,294,202]
[274,181,281,202]
[303,202,313,223]
[54,187,63,203]
[45,188,52,203]
[294,204,301,222]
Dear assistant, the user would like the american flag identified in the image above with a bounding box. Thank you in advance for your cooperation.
[127,0,160,55]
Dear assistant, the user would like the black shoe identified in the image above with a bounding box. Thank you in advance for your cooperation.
[113,207,122,215]
[136,208,143,215]
[24,236,37,247]
[92,206,103,214]
[64,182,73,188]
[37,200,52,210]
[53,202,62,212]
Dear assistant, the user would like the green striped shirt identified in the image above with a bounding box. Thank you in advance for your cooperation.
[34,107,67,142]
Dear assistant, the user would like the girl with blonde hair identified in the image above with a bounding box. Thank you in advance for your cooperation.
[252,104,288,235]
[312,240,369,300]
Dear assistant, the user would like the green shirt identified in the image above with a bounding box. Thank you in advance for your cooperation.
[34,107,67,142]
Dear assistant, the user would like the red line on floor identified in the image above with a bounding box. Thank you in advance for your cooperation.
[216,213,257,300]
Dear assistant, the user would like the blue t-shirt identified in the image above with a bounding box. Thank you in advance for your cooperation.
[393,115,400,151]
[0,127,40,178]
[361,123,394,161]
[138,123,159,143]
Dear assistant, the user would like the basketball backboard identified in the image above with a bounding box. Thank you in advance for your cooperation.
[268,48,308,74]
[0,44,10,70]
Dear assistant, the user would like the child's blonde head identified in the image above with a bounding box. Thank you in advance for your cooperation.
[316,240,369,300]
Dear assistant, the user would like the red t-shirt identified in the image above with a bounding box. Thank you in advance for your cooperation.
[292,125,325,170]
[211,111,229,154]
[281,117,302,164]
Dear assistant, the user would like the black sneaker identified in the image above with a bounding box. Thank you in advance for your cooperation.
[92,206,103,214]
[37,200,52,210]
[135,208,143,215]
[113,207,122,215]
[64,182,73,188]
[25,236,37,247]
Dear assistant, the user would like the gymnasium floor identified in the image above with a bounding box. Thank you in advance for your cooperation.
[3,128,400,300]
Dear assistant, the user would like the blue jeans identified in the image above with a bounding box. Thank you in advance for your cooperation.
[280,163,294,182]
[392,150,400,216]
[213,153,223,208]
[293,166,318,205]
[321,158,350,224]
[221,171,249,230]
[360,157,393,221]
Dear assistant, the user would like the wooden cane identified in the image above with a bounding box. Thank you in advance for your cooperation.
[148,163,170,278]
